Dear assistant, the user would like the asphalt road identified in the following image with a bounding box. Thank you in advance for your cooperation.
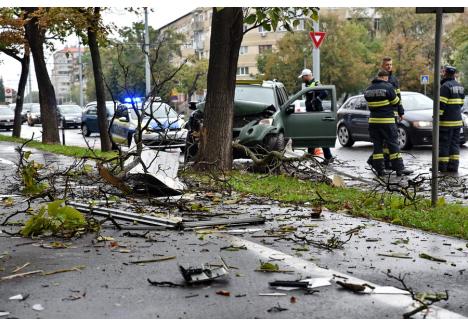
[0,145,467,319]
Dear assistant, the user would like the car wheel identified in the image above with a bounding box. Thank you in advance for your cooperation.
[264,132,285,152]
[82,124,91,137]
[398,125,412,150]
[337,124,355,147]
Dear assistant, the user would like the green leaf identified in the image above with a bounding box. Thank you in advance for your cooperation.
[244,14,257,25]
[259,261,279,272]
[48,200,65,216]
[24,151,32,160]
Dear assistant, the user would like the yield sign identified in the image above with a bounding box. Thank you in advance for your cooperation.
[309,31,326,48]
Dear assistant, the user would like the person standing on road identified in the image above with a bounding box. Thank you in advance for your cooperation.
[298,68,334,164]
[438,65,464,173]
[364,69,412,177]
[381,57,405,169]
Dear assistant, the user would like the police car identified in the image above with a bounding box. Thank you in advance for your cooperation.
[111,99,187,149]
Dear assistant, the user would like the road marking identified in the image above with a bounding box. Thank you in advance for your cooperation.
[0,158,15,166]
[225,235,465,319]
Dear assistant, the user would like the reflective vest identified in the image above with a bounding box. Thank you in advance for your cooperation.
[364,79,400,124]
[439,78,464,128]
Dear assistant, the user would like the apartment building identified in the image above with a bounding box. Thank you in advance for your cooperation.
[51,46,86,105]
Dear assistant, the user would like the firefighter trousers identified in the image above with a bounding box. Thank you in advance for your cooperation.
[439,127,460,172]
[368,123,404,172]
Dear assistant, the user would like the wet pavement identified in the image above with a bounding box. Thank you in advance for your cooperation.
[0,146,467,319]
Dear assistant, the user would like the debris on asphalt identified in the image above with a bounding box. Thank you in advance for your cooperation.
[269,278,332,290]
[11,262,30,273]
[255,261,294,274]
[8,293,29,301]
[32,304,44,311]
[42,265,85,276]
[215,290,230,296]
[147,279,185,287]
[1,270,44,281]
[179,260,229,284]
[0,311,10,317]
[419,253,447,263]
[371,286,409,295]
[310,206,322,219]
[62,290,86,301]
[377,252,412,259]
[129,256,176,264]
[259,293,287,296]
[290,296,297,303]
[126,149,185,196]
[267,303,288,313]
[185,294,199,299]
[220,245,247,251]
[336,280,375,293]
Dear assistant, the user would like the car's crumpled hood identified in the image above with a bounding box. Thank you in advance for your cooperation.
[196,100,273,117]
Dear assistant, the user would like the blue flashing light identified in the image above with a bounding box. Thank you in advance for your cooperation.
[124,97,143,103]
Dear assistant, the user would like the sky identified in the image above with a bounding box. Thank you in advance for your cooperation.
[0,6,195,92]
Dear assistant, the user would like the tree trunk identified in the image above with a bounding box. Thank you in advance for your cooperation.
[12,49,30,138]
[87,7,112,152]
[23,7,60,144]
[195,8,244,171]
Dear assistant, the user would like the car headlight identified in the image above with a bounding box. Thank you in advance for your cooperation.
[412,121,432,128]
[258,118,273,126]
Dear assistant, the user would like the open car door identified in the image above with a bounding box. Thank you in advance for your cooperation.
[279,85,337,148]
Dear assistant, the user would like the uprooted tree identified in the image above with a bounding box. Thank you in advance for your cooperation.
[194,7,319,172]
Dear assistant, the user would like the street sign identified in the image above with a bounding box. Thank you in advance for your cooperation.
[309,31,326,49]
[5,88,12,95]
[420,75,429,85]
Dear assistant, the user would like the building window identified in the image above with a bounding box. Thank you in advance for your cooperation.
[239,46,248,55]
[258,45,272,54]
[374,18,380,31]
[236,67,249,76]
[258,26,268,33]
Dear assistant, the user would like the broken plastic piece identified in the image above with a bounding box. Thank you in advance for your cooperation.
[216,290,230,296]
[179,260,229,284]
[9,294,29,301]
[32,304,44,311]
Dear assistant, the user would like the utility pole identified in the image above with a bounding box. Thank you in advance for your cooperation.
[27,61,32,102]
[144,7,151,97]
[416,7,464,207]
[78,40,84,107]
[312,20,320,81]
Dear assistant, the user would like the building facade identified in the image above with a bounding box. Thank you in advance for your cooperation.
[51,46,86,105]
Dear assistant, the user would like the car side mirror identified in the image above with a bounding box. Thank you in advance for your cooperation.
[189,101,198,110]
[285,105,295,115]
[118,116,129,122]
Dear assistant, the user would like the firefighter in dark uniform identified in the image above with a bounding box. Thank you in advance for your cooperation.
[364,70,412,176]
[298,68,334,164]
[381,57,405,169]
[438,65,464,172]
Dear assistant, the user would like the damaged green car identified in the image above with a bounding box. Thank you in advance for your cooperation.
[185,80,337,160]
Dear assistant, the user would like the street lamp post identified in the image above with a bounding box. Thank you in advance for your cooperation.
[144,7,151,97]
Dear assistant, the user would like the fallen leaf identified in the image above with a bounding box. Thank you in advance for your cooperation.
[332,175,346,188]
[216,290,230,296]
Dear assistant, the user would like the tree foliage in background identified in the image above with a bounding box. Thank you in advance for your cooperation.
[82,23,187,103]
[445,12,468,90]
[376,8,436,94]
[175,57,208,102]
[257,13,379,98]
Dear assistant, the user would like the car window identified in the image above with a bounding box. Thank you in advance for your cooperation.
[275,87,288,107]
[86,106,97,115]
[401,93,433,111]
[235,86,275,105]
[144,103,178,119]
[343,98,356,109]
[0,106,13,115]
[356,98,368,111]
[58,105,81,114]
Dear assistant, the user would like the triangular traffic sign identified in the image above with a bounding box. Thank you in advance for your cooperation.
[309,31,326,49]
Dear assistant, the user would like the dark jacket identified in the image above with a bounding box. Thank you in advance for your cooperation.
[388,72,404,117]
[440,77,464,128]
[304,79,327,112]
[364,79,400,124]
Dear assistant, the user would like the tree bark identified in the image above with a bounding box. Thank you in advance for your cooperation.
[23,7,60,144]
[12,48,30,138]
[195,8,244,171]
[87,7,112,152]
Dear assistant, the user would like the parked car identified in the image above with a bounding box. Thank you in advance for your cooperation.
[463,95,468,116]
[81,101,117,136]
[336,91,468,149]
[111,102,187,149]
[57,104,83,128]
[26,103,41,126]
[21,103,36,123]
[185,80,338,160]
[0,105,15,130]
